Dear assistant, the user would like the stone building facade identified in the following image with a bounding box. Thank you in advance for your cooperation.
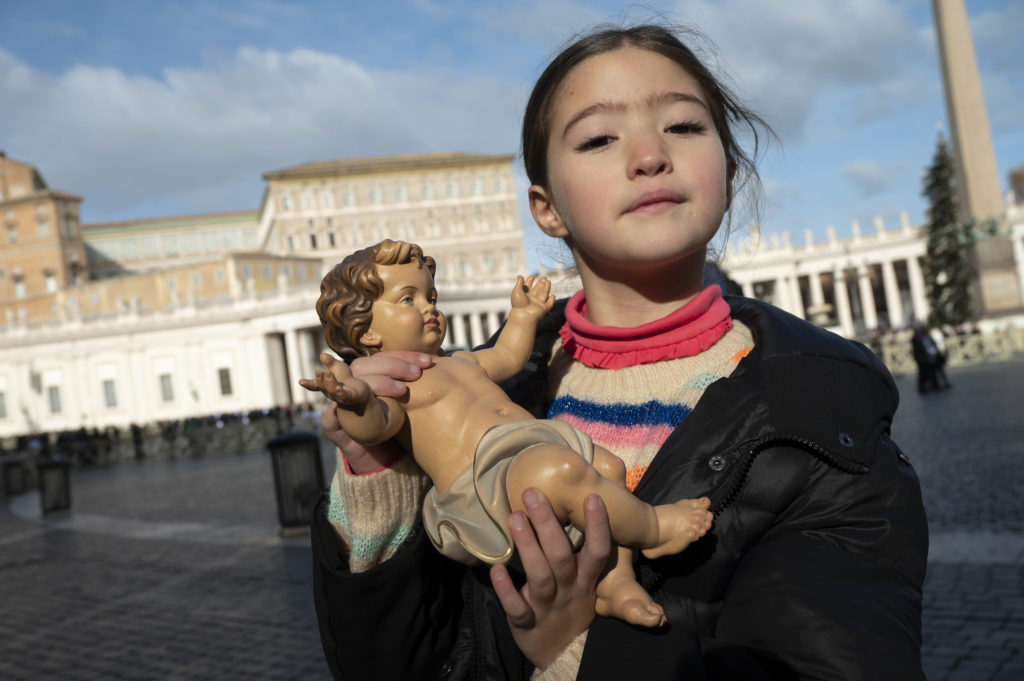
[0,152,527,438]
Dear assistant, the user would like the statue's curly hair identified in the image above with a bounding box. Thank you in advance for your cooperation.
[316,239,436,360]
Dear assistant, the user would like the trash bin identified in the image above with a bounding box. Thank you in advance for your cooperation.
[2,456,28,496]
[267,431,325,529]
[37,456,71,515]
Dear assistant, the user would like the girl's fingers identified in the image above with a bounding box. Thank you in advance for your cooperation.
[508,509,557,603]
[577,494,612,585]
[521,489,576,580]
[490,564,534,628]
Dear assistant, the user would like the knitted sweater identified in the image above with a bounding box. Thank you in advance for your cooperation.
[325,286,754,678]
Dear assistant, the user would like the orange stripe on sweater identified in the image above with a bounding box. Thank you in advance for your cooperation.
[625,466,647,492]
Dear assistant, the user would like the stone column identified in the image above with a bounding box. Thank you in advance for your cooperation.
[1014,235,1024,306]
[741,281,754,298]
[906,256,930,324]
[485,311,501,338]
[833,267,855,338]
[468,313,485,349]
[788,274,806,318]
[857,264,879,331]
[284,328,304,406]
[809,271,825,309]
[450,314,468,349]
[881,260,905,328]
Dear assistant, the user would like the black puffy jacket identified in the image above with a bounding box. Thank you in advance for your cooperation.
[312,296,928,681]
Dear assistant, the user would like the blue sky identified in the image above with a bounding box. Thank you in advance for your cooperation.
[1,0,1021,270]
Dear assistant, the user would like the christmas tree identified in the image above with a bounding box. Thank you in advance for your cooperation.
[921,134,972,327]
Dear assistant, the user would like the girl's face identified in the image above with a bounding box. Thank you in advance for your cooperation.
[529,46,729,285]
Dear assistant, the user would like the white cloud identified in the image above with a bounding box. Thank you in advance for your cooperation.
[841,159,892,197]
[0,45,520,221]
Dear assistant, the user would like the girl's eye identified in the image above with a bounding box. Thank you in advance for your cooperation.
[575,135,614,152]
[399,296,414,304]
[667,121,706,135]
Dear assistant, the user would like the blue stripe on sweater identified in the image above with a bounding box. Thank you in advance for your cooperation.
[547,395,691,427]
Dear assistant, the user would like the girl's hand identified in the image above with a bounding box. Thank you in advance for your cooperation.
[350,350,435,397]
[490,489,611,670]
[320,351,433,475]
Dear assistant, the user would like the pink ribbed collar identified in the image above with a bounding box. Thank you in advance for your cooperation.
[558,286,733,369]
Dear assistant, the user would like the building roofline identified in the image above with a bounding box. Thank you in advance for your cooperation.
[262,151,516,181]
[82,209,259,232]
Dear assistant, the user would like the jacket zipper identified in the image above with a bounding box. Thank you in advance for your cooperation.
[714,434,870,513]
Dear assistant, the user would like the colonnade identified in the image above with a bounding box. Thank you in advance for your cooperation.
[737,255,930,338]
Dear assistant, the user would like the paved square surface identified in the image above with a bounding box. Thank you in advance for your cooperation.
[2,358,1022,680]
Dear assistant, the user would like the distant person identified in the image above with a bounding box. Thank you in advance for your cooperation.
[912,324,940,393]
[930,326,952,390]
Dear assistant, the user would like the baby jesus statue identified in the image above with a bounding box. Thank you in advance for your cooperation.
[300,239,712,627]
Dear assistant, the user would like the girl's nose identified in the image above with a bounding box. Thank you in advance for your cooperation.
[629,136,672,178]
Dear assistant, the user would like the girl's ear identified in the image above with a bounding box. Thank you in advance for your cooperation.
[360,328,383,349]
[528,185,569,238]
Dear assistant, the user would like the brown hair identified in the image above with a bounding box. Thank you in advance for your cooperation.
[521,24,774,228]
[316,239,436,360]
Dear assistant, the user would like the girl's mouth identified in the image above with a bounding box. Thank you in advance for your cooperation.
[625,189,685,214]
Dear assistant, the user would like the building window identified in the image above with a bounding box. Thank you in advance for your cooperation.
[37,219,50,237]
[192,272,201,288]
[320,189,332,209]
[44,270,57,293]
[280,195,292,212]
[369,187,382,204]
[328,232,336,247]
[303,193,314,211]
[422,184,435,200]
[182,233,200,254]
[218,368,233,396]
[121,238,138,259]
[471,179,483,196]
[0,391,6,419]
[495,177,508,193]
[7,224,17,243]
[167,277,176,292]
[64,214,77,236]
[103,379,117,408]
[48,386,62,414]
[202,231,218,252]
[287,235,295,251]
[162,234,179,256]
[343,190,356,206]
[241,263,252,279]
[159,374,174,402]
[141,235,160,258]
[447,182,458,198]
[216,268,225,283]
[396,185,409,202]
[310,234,318,249]
[221,230,239,250]
[13,274,25,298]
[262,264,272,280]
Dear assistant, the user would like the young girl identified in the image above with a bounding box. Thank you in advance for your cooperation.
[310,24,928,681]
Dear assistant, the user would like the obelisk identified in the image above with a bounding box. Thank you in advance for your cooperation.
[931,0,1020,312]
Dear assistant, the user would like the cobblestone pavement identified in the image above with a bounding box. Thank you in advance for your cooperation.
[1,358,1022,680]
